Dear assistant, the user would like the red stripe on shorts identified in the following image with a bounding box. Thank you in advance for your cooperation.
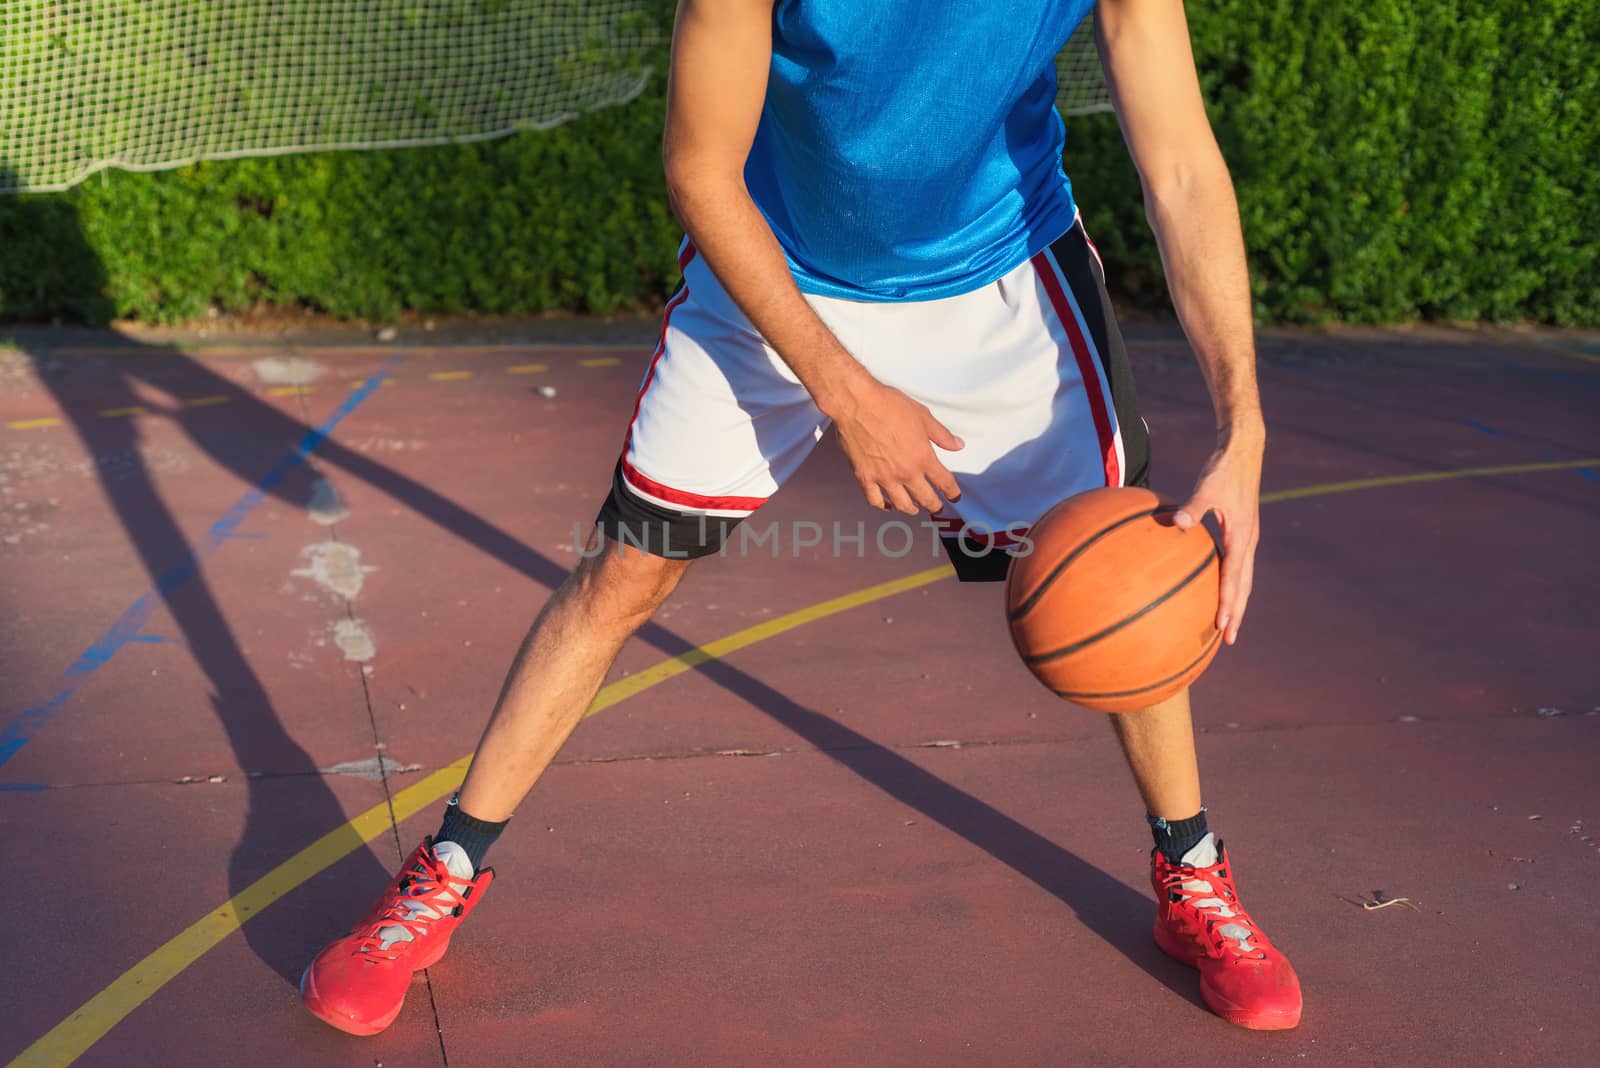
[619,457,767,513]
[621,241,697,450]
[1033,250,1120,487]
[616,240,764,514]
[1081,225,1105,274]
[625,292,687,434]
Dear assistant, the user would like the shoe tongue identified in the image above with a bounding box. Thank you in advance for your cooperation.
[431,840,477,883]
[1174,833,1237,918]
[372,843,474,950]
[1180,832,1218,868]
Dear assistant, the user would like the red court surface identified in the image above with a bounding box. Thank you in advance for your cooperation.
[1,324,1596,1066]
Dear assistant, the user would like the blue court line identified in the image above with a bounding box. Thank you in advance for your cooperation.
[0,359,403,772]
[1486,356,1600,390]
[1457,418,1599,482]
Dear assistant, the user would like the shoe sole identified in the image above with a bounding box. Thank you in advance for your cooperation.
[1153,923,1301,1031]
[299,935,453,1037]
[1200,988,1302,1031]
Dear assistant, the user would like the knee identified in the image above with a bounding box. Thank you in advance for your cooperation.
[564,537,690,632]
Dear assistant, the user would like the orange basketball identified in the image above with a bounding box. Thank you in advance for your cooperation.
[1005,486,1222,713]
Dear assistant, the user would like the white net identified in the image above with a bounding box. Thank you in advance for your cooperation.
[1,3,1108,197]
[0,1,663,194]
[1056,18,1111,118]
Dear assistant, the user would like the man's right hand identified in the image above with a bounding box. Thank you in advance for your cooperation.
[829,380,964,515]
[666,1,961,519]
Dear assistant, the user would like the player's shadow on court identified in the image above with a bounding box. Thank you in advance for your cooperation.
[2,182,1200,1011]
[1,176,397,990]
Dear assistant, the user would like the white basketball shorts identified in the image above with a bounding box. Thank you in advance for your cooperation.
[595,217,1150,580]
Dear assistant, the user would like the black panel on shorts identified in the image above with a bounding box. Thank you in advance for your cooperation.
[593,461,742,559]
[938,535,1016,583]
[1046,221,1152,490]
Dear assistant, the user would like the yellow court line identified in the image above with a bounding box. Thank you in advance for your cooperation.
[97,406,146,419]
[266,386,313,397]
[1556,349,1600,366]
[579,356,621,367]
[583,565,955,714]
[13,457,1600,1068]
[182,396,232,408]
[135,343,646,358]
[8,565,953,1068]
[7,418,60,431]
[1260,458,1597,503]
[1543,342,1600,366]
[429,371,475,381]
[506,363,549,374]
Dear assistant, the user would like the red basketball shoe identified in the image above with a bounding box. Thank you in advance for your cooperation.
[1152,835,1302,1030]
[301,838,493,1036]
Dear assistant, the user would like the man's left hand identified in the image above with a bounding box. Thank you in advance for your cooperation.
[1173,433,1264,646]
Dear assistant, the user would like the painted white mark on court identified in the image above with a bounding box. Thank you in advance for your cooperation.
[293,541,373,599]
[252,357,322,385]
[307,478,350,525]
[333,618,376,662]
[0,348,60,389]
[320,754,421,781]
[345,436,427,453]
[2,441,191,487]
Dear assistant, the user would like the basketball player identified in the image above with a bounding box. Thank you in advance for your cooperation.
[302,0,1299,1036]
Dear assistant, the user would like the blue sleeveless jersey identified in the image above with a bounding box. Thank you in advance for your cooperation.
[745,0,1096,302]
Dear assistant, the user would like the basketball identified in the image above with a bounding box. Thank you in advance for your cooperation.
[1005,486,1223,712]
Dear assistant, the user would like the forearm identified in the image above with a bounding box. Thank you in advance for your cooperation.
[663,0,873,419]
[1097,0,1264,641]
[665,170,874,417]
[658,0,959,516]
[1143,158,1265,445]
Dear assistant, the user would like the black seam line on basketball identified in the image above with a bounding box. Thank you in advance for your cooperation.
[1007,504,1177,622]
[1051,629,1224,701]
[1022,544,1218,666]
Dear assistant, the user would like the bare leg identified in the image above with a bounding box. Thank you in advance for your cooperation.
[1106,688,1203,820]
[456,531,693,821]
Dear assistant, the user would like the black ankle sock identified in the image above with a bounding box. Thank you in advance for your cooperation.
[1147,807,1209,864]
[435,795,509,873]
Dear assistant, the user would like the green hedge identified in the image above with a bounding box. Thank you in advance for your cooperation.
[2,1,1595,326]
[1068,0,1598,325]
[0,91,682,324]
